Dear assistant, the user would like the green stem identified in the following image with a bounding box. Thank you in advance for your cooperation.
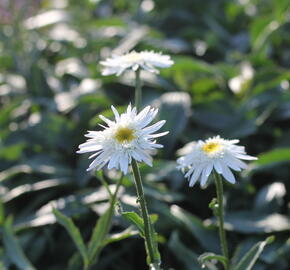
[131,160,160,269]
[135,68,142,111]
[214,172,230,270]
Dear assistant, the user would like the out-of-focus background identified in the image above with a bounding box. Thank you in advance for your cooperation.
[1,0,290,269]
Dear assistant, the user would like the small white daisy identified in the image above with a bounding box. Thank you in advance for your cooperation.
[177,136,257,187]
[100,50,174,76]
[77,104,168,174]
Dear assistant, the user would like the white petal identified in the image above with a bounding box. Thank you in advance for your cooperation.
[223,156,242,171]
[141,120,166,135]
[200,167,209,187]
[188,166,202,187]
[99,115,114,126]
[108,153,120,170]
[205,163,214,177]
[147,131,169,138]
[213,160,223,174]
[235,153,257,160]
[111,105,120,120]
[221,163,236,184]
[119,153,129,174]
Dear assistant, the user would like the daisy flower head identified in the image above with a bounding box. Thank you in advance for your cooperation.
[100,50,174,76]
[77,104,168,174]
[177,136,257,187]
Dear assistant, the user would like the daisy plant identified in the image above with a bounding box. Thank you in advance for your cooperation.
[77,104,168,269]
[94,50,173,269]
[177,136,257,270]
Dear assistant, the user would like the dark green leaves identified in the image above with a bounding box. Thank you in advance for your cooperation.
[155,92,191,155]
[224,211,290,233]
[233,236,275,270]
[2,218,36,270]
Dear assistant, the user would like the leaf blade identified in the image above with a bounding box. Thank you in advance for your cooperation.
[53,208,89,268]
[2,218,36,270]
[233,236,275,270]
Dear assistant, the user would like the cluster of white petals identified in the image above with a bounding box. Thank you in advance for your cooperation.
[100,50,174,76]
[177,136,257,187]
[77,104,168,174]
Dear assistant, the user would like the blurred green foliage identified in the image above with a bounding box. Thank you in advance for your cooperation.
[0,0,290,269]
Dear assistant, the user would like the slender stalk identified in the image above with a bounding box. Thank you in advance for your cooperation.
[131,160,160,269]
[135,68,142,111]
[214,172,230,270]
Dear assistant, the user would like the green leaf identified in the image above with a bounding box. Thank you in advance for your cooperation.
[150,214,159,224]
[104,227,139,245]
[87,209,113,263]
[52,209,89,268]
[0,143,26,161]
[198,252,227,268]
[233,236,275,270]
[149,219,161,263]
[122,211,144,236]
[255,148,290,166]
[2,217,36,270]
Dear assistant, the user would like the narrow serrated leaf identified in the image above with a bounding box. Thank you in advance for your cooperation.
[122,211,144,236]
[53,209,89,268]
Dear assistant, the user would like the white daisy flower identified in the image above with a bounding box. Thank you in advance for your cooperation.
[77,104,168,174]
[177,136,257,187]
[100,50,174,76]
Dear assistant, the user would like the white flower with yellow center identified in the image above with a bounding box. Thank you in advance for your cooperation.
[100,50,174,76]
[77,104,168,174]
[177,136,257,187]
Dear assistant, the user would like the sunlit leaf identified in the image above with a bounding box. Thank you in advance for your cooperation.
[224,211,290,233]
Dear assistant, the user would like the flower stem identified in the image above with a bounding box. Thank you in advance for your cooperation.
[214,172,230,270]
[135,68,142,111]
[131,160,161,269]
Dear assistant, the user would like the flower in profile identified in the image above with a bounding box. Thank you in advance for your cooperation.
[77,104,168,174]
[177,136,257,187]
[100,50,174,76]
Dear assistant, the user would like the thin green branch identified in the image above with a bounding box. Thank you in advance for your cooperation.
[131,160,160,269]
[214,172,230,270]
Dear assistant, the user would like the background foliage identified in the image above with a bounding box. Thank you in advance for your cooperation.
[0,0,290,269]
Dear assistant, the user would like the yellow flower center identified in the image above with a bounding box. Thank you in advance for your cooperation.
[114,127,136,143]
[202,142,221,154]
